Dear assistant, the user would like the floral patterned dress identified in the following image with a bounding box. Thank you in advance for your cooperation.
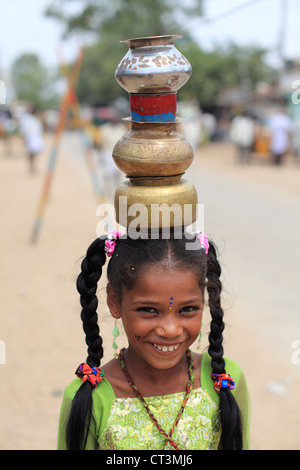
[57,352,251,450]
[99,387,221,450]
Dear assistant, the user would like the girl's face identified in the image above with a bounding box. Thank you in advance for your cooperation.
[107,265,204,371]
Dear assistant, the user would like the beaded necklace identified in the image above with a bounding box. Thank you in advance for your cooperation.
[118,347,195,450]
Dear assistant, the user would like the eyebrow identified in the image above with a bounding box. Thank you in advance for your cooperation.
[131,300,160,306]
[177,298,203,306]
[131,298,203,306]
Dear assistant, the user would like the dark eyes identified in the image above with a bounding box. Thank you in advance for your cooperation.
[181,306,200,313]
[136,307,157,314]
[136,306,200,314]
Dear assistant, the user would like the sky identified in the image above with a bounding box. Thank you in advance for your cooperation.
[0,0,299,73]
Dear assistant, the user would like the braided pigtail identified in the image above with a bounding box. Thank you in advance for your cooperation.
[206,241,243,450]
[66,236,107,450]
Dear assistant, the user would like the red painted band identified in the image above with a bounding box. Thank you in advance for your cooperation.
[130,93,176,119]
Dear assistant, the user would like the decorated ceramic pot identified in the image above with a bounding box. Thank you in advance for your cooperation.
[115,35,192,94]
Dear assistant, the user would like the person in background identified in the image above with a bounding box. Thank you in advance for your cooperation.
[19,105,44,173]
[269,106,293,165]
[229,110,255,164]
[97,117,126,200]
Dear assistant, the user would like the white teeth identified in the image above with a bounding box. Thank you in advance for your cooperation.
[153,343,179,352]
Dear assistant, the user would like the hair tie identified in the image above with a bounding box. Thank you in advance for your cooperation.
[195,232,209,254]
[104,230,121,257]
[211,372,235,393]
[75,363,105,389]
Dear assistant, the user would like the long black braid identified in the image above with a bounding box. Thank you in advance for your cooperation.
[207,242,243,450]
[66,236,107,450]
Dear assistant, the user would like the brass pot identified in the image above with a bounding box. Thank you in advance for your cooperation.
[114,179,198,229]
[112,121,194,177]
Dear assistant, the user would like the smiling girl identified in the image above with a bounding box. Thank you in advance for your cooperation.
[57,232,251,450]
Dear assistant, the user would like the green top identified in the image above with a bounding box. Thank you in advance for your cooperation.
[57,352,251,450]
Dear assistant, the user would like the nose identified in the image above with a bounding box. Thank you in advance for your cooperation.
[155,314,183,338]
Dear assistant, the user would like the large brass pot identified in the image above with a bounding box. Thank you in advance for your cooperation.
[112,121,194,177]
[114,179,198,229]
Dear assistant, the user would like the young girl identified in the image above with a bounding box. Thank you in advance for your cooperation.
[57,231,251,450]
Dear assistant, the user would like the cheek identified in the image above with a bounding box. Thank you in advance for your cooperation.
[121,315,150,339]
[190,314,203,336]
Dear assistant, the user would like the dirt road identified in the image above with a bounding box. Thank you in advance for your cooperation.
[0,133,299,449]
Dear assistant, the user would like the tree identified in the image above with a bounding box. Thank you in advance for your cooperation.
[44,0,204,106]
[44,1,276,109]
[44,0,204,40]
[219,43,277,91]
[75,41,126,106]
[178,42,277,110]
[11,53,59,110]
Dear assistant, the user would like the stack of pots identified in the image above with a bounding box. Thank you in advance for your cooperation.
[113,35,198,232]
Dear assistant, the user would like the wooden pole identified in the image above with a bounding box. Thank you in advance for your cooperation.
[30,49,84,243]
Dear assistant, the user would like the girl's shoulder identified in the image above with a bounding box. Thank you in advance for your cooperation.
[61,357,120,403]
[61,352,246,408]
[58,377,116,449]
[63,371,116,399]
[200,352,247,402]
[200,351,244,378]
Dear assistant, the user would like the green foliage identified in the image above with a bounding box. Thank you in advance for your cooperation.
[44,0,204,39]
[11,53,60,110]
[43,0,276,109]
[76,41,126,106]
[74,38,276,108]
[179,41,277,109]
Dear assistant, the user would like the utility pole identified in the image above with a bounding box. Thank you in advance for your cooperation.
[277,0,288,98]
[278,0,288,70]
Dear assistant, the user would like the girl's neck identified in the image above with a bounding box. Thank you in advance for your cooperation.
[122,346,190,397]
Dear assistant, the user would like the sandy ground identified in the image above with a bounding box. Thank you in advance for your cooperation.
[0,131,299,450]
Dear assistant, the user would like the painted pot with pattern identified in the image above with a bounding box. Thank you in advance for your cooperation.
[115,35,192,94]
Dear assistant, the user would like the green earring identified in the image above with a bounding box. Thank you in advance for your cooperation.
[112,318,120,358]
[196,328,203,351]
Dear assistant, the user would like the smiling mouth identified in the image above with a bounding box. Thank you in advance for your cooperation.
[152,343,180,352]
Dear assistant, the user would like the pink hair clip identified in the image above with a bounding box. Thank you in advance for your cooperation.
[104,230,121,257]
[195,232,209,254]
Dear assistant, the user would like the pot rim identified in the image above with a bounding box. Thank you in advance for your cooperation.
[120,35,182,48]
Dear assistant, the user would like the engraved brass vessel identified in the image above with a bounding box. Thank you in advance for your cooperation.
[112,121,193,178]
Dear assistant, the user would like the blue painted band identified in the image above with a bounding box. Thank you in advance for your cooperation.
[131,110,176,123]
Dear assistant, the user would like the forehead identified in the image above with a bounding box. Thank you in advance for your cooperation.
[125,266,203,299]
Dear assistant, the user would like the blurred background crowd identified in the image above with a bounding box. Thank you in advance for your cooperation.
[1,0,300,175]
